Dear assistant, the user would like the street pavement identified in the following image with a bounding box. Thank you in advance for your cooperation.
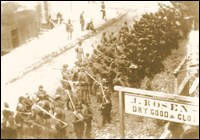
[1,2,120,113]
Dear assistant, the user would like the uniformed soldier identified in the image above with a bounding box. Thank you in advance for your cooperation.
[15,96,32,138]
[82,102,93,138]
[101,1,106,20]
[77,66,90,103]
[95,84,103,103]
[36,85,49,102]
[1,109,17,139]
[86,19,96,33]
[2,102,13,126]
[99,95,112,127]
[80,11,85,31]
[61,64,72,90]
[62,64,70,79]
[23,93,34,112]
[54,95,65,119]
[47,15,54,29]
[66,19,74,40]
[53,107,68,139]
[72,105,85,139]
[168,122,184,139]
[75,41,84,63]
[122,21,129,32]
[56,12,63,24]
[101,32,108,44]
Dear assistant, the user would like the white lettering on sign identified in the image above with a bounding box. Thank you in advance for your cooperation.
[125,95,199,126]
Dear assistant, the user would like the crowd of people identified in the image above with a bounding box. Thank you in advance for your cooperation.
[1,3,193,139]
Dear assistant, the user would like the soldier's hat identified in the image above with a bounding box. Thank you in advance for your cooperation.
[129,63,138,69]
[88,61,93,66]
[75,105,83,110]
[80,65,85,69]
[93,49,98,54]
[55,95,61,100]
[63,64,68,68]
[98,44,102,48]
[25,93,31,98]
[120,55,126,59]
[4,102,9,108]
[18,96,25,103]
[110,62,115,67]
[143,47,147,51]
[102,78,108,83]
[39,85,43,88]
[74,61,79,66]
[86,53,90,57]
[17,103,24,110]
[78,41,82,46]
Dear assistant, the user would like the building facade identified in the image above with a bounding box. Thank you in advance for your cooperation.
[1,2,40,55]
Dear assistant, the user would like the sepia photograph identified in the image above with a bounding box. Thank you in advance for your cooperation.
[1,1,199,139]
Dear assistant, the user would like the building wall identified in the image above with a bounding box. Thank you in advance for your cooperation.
[1,2,40,54]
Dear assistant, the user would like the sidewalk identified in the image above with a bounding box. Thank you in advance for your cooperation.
[1,6,119,85]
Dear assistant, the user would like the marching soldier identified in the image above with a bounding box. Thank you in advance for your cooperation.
[99,95,112,127]
[1,107,17,139]
[72,105,85,139]
[61,64,72,90]
[2,102,13,126]
[82,102,93,138]
[53,105,68,139]
[101,32,108,44]
[62,64,71,80]
[95,84,103,103]
[77,66,90,103]
[15,96,32,138]
[36,85,49,102]
[75,41,84,63]
[54,95,65,119]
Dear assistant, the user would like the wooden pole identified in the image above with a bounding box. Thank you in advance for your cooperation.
[84,71,107,101]
[34,104,68,126]
[174,73,178,95]
[119,90,125,139]
[65,89,76,111]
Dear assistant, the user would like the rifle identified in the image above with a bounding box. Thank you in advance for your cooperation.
[52,68,64,71]
[84,71,108,102]
[91,45,113,61]
[3,107,31,116]
[65,90,84,120]
[99,79,109,103]
[65,90,76,111]
[34,92,55,102]
[60,79,78,94]
[24,120,46,129]
[33,104,68,126]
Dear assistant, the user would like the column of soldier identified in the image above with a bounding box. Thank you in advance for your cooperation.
[2,3,191,139]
